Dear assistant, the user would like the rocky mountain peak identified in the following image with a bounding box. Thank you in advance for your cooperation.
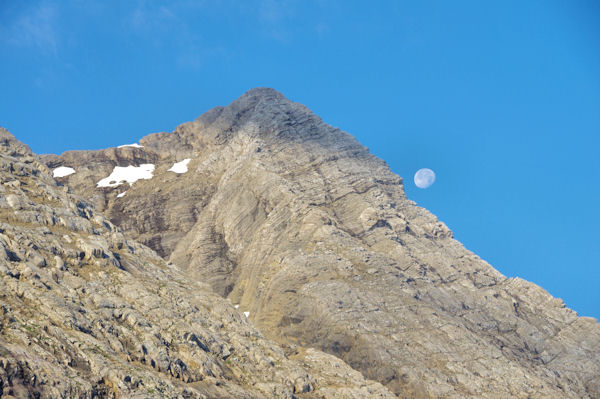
[170,88,363,157]
[13,89,600,397]
[212,87,291,126]
[235,86,287,104]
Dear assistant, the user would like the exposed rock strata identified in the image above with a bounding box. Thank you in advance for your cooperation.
[0,127,394,398]
[42,89,600,398]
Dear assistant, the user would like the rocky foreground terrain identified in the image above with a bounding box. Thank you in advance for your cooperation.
[1,88,598,398]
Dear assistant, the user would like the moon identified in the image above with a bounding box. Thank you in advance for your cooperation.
[414,168,436,189]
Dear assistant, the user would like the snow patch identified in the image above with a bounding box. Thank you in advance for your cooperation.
[116,191,126,198]
[243,311,250,317]
[53,167,76,178]
[168,158,191,174]
[234,305,239,309]
[117,143,143,148]
[97,164,155,188]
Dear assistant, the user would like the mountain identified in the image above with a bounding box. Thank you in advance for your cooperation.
[4,87,599,398]
[0,127,394,398]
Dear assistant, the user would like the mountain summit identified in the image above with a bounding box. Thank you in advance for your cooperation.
[6,89,600,397]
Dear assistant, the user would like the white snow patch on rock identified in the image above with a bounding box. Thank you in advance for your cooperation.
[116,191,126,198]
[53,167,76,178]
[97,164,155,188]
[243,311,250,317]
[117,143,143,148]
[168,158,191,174]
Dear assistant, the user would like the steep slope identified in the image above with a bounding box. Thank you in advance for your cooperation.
[0,128,395,398]
[45,88,600,398]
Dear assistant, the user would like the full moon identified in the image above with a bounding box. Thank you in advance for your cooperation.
[414,168,436,189]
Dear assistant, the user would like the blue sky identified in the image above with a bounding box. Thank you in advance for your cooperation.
[1,0,598,318]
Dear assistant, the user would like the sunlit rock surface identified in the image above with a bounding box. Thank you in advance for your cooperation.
[35,88,600,397]
[0,126,394,398]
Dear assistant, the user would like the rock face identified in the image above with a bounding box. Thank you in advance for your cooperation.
[0,127,395,398]
[29,88,600,397]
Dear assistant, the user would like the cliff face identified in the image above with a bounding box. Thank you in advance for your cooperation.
[33,88,600,398]
[0,127,395,398]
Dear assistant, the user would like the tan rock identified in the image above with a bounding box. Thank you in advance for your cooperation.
[0,126,394,398]
[20,88,600,397]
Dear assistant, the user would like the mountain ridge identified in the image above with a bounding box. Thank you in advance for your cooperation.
[5,88,600,398]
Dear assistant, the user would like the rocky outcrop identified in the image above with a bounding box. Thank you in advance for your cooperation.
[0,127,395,398]
[42,89,599,398]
